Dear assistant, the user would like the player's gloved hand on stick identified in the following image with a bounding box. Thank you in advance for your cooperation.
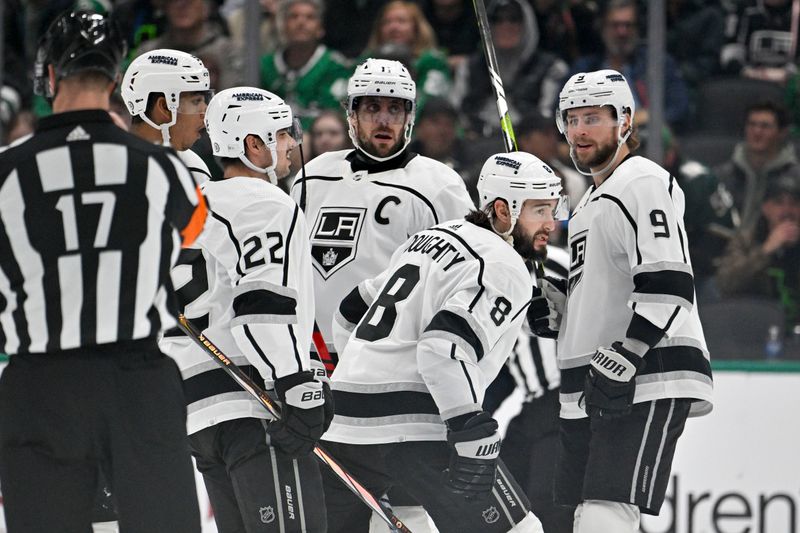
[528,275,567,339]
[583,341,646,419]
[444,411,501,498]
[268,370,327,457]
[310,358,335,433]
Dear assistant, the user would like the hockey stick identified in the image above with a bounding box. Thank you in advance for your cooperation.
[177,315,413,533]
[471,0,517,152]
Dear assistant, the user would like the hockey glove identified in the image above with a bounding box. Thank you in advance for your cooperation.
[268,371,327,457]
[310,358,335,433]
[583,342,645,419]
[445,411,501,498]
[528,276,567,339]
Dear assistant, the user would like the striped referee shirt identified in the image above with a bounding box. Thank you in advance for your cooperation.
[506,245,570,400]
[0,109,207,355]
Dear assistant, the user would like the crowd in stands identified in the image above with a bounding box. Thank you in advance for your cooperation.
[2,0,800,359]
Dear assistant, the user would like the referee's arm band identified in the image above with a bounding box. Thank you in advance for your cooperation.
[181,186,208,248]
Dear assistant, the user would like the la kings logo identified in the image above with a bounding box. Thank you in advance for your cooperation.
[310,207,366,278]
[568,230,587,293]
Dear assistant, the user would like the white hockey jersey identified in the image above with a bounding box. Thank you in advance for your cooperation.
[160,175,315,434]
[558,155,713,419]
[324,219,532,444]
[290,149,474,366]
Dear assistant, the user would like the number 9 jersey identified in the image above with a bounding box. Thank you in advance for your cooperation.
[557,155,713,420]
[324,219,533,445]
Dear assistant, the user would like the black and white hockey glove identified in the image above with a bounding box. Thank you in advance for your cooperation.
[528,276,567,339]
[445,411,501,498]
[268,371,327,457]
[310,358,335,433]
[583,342,645,419]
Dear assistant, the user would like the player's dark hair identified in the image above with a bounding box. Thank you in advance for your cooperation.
[464,207,495,232]
[130,93,163,125]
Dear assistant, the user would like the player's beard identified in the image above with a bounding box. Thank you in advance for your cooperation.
[358,128,404,159]
[511,224,548,261]
[573,137,617,170]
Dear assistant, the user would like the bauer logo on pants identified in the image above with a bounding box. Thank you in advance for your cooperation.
[310,207,366,279]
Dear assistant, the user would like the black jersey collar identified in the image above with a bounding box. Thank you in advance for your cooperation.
[346,148,417,173]
[36,109,113,133]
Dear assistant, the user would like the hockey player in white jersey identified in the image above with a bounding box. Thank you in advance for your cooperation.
[290,58,474,372]
[318,151,569,533]
[122,49,215,186]
[530,69,714,533]
[159,87,330,532]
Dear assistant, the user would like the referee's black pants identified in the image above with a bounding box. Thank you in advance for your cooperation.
[0,340,201,533]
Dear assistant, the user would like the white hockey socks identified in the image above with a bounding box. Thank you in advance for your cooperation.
[573,500,640,533]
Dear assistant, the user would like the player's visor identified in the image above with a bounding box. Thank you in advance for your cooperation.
[287,118,303,145]
[177,90,215,115]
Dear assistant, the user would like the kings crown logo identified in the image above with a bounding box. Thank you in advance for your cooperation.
[322,248,338,267]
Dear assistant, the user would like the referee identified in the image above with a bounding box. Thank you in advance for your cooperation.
[0,11,207,533]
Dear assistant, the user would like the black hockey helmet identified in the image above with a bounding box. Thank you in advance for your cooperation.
[34,10,127,97]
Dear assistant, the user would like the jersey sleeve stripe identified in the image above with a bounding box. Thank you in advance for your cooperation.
[632,270,694,305]
[338,285,370,326]
[232,288,298,320]
[458,358,478,404]
[243,323,276,375]
[183,364,266,405]
[422,309,485,361]
[626,313,668,348]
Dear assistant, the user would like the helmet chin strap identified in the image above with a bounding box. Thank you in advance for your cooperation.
[140,111,177,147]
[239,143,279,185]
[568,121,631,178]
[489,211,517,246]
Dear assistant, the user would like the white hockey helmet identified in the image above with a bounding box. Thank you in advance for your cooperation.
[478,152,569,239]
[555,69,635,176]
[204,87,302,184]
[121,49,212,144]
[347,58,417,162]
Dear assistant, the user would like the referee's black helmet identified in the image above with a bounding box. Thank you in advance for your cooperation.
[34,10,127,97]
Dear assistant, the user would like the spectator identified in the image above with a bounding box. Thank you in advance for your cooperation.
[572,0,690,129]
[260,0,351,129]
[715,174,800,327]
[531,0,603,64]
[655,127,738,297]
[421,0,480,71]
[136,0,244,91]
[363,1,452,113]
[667,0,725,88]
[409,96,484,200]
[113,0,167,57]
[307,109,351,160]
[223,0,280,56]
[452,0,568,137]
[516,112,588,211]
[721,0,797,84]
[716,100,799,231]
[323,0,389,59]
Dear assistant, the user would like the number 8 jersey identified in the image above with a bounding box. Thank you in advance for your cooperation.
[324,219,532,444]
[557,155,713,420]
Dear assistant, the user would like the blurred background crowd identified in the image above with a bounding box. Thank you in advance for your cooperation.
[2,0,800,360]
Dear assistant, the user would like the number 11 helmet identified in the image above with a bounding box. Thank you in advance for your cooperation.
[346,58,417,162]
[204,87,302,184]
